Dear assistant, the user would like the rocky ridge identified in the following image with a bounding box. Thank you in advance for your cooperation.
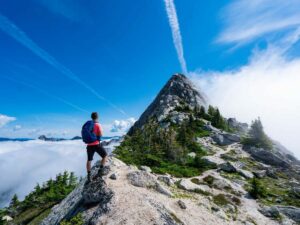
[42,140,299,225]
[128,74,207,134]
[41,74,300,225]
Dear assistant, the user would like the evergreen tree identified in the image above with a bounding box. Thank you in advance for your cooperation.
[46,178,54,190]
[34,183,42,195]
[56,173,63,185]
[69,172,77,187]
[249,118,265,140]
[208,105,216,117]
[62,171,69,186]
[9,194,19,208]
[165,128,183,163]
[199,106,206,118]
[211,108,227,130]
[243,118,273,150]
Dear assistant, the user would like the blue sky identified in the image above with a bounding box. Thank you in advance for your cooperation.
[0,0,233,137]
[0,0,300,155]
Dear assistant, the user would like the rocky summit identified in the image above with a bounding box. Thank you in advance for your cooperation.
[128,73,207,134]
[6,74,299,225]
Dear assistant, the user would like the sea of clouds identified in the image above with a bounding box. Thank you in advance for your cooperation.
[0,140,91,207]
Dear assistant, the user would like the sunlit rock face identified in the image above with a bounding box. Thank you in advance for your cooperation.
[129,74,207,134]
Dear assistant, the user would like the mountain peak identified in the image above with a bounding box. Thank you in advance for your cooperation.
[129,74,206,133]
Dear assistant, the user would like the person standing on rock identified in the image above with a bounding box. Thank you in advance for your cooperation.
[81,112,108,183]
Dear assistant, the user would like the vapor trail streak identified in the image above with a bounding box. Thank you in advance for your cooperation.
[164,0,188,75]
[0,13,126,116]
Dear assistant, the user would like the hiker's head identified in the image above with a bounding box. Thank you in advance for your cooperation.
[91,112,99,121]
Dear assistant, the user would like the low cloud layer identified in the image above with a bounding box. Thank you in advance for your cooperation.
[110,118,136,134]
[0,140,88,207]
[190,48,300,159]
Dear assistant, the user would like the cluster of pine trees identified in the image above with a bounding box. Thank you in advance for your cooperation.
[9,171,78,211]
[194,105,230,131]
[1,171,78,225]
[242,118,273,150]
[115,104,227,177]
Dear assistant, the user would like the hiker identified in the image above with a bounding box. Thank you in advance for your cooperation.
[81,112,108,183]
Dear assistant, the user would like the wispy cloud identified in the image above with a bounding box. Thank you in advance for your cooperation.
[191,0,300,159]
[0,114,16,128]
[164,0,188,75]
[34,0,90,22]
[0,13,126,116]
[2,76,89,114]
[217,0,300,45]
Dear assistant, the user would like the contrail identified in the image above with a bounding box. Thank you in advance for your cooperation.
[2,76,89,114]
[0,13,126,116]
[164,0,188,75]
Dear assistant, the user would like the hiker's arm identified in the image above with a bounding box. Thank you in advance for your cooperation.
[96,124,103,141]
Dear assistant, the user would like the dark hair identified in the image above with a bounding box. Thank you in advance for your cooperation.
[91,112,98,120]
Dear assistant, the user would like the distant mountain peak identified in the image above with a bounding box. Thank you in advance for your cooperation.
[129,74,206,133]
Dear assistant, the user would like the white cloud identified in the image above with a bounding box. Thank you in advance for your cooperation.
[190,47,300,159]
[110,118,136,134]
[0,139,116,207]
[217,0,300,44]
[0,140,85,207]
[164,0,188,74]
[189,0,300,159]
[0,114,16,128]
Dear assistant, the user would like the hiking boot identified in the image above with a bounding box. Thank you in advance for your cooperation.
[98,165,110,176]
[85,172,92,184]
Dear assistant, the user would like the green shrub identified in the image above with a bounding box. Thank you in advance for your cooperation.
[61,213,84,225]
[190,178,201,185]
[194,188,210,196]
[213,194,230,206]
[249,177,267,199]
[203,175,214,186]
[152,163,200,177]
[193,157,217,170]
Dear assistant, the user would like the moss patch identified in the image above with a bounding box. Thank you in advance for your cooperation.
[203,175,214,187]
[213,194,230,206]
[193,188,211,196]
[190,178,201,185]
[169,212,183,224]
